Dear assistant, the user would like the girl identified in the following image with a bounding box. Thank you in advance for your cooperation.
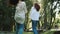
[29,3,40,34]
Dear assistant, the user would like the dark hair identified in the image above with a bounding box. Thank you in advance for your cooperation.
[9,0,19,5]
[34,3,40,11]
[21,0,25,1]
[9,0,25,5]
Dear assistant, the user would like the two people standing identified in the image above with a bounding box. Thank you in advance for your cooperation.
[14,0,40,34]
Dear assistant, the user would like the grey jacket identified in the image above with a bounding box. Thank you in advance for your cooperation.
[14,1,27,24]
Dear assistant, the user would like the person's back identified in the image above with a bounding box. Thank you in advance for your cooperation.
[14,1,27,24]
[14,0,27,34]
[15,1,26,17]
[29,6,40,21]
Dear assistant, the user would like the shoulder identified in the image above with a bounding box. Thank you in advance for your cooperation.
[17,1,26,5]
[31,6,34,9]
[22,1,26,5]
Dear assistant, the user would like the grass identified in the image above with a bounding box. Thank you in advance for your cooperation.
[0,30,55,34]
[23,30,54,34]
[41,31,54,34]
[23,32,33,34]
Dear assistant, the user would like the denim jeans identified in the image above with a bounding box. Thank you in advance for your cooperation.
[32,20,38,34]
[16,23,24,34]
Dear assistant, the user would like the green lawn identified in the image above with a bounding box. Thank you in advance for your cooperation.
[41,31,54,34]
[0,31,55,34]
[23,32,33,34]
[23,31,54,34]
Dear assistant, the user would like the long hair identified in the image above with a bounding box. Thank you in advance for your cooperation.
[34,3,40,11]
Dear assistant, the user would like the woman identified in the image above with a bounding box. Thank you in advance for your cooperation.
[29,3,40,34]
[14,0,27,34]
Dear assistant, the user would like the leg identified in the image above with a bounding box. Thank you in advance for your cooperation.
[16,23,20,34]
[18,24,24,34]
[32,20,38,34]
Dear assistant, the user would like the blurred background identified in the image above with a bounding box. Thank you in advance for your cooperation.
[0,0,60,34]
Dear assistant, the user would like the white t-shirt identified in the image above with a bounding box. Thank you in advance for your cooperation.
[29,6,40,21]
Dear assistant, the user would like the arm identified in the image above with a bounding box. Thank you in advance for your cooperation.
[23,2,27,14]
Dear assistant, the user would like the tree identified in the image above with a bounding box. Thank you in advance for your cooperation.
[0,0,15,31]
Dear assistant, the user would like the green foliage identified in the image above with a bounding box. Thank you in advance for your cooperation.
[25,0,33,11]
[0,0,16,31]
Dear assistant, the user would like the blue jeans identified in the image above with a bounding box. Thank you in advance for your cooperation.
[16,23,24,34]
[32,20,38,34]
